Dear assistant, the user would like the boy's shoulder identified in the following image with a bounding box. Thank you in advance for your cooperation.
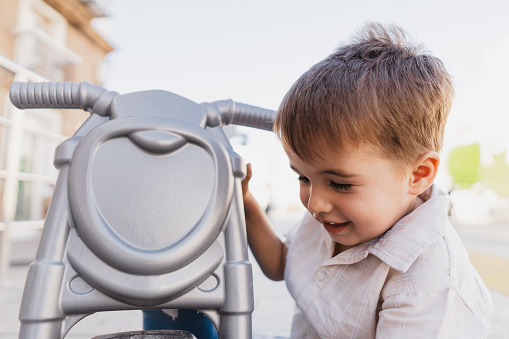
[379,223,492,331]
[371,185,482,296]
[380,224,466,296]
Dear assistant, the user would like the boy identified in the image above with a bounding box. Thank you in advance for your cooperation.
[242,23,492,338]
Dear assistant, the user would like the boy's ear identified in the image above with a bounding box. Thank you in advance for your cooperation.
[408,151,440,196]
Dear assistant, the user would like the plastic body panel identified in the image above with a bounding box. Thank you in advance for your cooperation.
[10,82,276,339]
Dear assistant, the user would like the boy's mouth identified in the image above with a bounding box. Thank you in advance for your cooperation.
[322,220,350,234]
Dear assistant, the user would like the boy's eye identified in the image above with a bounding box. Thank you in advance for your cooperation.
[329,181,352,192]
[298,176,310,184]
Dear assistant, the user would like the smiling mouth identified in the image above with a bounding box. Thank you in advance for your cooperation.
[322,221,350,234]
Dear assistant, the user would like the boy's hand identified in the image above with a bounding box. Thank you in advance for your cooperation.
[241,163,253,199]
[241,162,286,281]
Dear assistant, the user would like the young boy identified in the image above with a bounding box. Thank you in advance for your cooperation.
[242,23,492,338]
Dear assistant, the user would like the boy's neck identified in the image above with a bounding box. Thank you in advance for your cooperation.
[333,242,353,256]
[412,195,425,210]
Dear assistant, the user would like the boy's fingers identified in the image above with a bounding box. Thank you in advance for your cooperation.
[245,163,253,181]
[242,163,253,195]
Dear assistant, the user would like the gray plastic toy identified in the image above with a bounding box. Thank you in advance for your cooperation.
[9,81,276,339]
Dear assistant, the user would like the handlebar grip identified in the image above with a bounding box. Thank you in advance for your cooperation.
[206,99,276,131]
[9,81,117,116]
[229,101,276,131]
[10,82,82,109]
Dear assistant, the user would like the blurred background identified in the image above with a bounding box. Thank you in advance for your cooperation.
[0,0,508,337]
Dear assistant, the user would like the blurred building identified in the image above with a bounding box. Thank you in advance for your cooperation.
[0,0,113,278]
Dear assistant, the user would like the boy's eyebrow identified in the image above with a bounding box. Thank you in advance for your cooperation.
[322,169,358,178]
[289,166,301,174]
[289,165,358,179]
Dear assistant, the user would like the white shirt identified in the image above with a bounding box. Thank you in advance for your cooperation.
[284,184,492,338]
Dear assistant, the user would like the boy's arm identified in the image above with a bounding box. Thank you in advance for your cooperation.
[242,164,287,281]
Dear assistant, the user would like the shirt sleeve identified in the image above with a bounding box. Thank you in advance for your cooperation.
[376,289,489,339]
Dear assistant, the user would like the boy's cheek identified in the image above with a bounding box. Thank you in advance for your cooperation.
[298,190,309,206]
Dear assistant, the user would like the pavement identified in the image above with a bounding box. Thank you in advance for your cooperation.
[1,212,509,338]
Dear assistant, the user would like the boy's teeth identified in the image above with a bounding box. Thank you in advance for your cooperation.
[326,221,349,226]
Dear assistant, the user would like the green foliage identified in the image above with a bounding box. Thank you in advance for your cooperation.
[448,143,509,197]
[448,143,480,189]
[480,153,509,197]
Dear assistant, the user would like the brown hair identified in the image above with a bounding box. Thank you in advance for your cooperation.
[274,22,454,166]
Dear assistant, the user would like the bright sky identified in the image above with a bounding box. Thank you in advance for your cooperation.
[100,0,509,207]
[103,0,509,107]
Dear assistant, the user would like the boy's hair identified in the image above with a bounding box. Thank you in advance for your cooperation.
[274,22,454,166]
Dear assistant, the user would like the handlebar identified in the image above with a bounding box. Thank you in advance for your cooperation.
[204,99,275,131]
[9,81,276,131]
[9,82,119,117]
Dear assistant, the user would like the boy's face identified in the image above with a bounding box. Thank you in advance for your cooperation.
[286,144,418,253]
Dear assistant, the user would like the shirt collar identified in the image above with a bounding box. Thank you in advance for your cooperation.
[325,184,450,272]
[368,184,450,272]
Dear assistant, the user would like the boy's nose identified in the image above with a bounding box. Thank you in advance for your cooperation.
[306,186,334,215]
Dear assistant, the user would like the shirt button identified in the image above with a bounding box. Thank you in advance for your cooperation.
[316,271,325,281]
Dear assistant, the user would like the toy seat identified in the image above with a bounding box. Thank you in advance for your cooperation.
[9,82,275,339]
